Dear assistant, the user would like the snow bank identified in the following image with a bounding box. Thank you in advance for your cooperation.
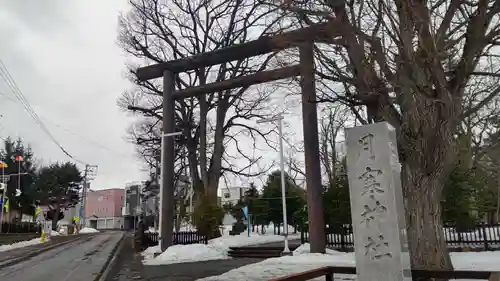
[209,232,290,250]
[141,245,162,261]
[144,244,228,265]
[196,249,500,281]
[143,230,298,265]
[80,227,99,234]
[0,238,43,252]
[293,243,344,256]
[198,252,355,281]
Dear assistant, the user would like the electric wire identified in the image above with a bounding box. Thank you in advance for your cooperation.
[0,59,87,165]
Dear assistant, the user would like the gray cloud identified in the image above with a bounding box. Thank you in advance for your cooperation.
[0,0,147,190]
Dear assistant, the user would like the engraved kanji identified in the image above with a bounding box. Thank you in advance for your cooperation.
[364,234,392,260]
[358,167,384,196]
[358,134,375,160]
[360,198,387,226]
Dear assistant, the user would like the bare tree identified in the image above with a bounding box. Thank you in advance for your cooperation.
[271,0,500,270]
[319,105,349,187]
[117,0,286,207]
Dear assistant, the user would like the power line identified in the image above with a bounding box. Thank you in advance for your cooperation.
[0,59,87,165]
[0,90,133,160]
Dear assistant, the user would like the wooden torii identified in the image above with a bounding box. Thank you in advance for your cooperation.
[136,22,333,253]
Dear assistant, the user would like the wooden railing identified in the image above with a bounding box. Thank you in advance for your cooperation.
[267,266,500,281]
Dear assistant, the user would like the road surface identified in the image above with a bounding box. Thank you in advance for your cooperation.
[0,231,123,281]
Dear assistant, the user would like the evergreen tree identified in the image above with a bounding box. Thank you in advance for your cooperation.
[261,170,305,229]
[35,162,83,229]
[242,182,270,231]
[0,137,37,217]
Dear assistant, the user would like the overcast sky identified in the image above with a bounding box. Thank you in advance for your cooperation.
[0,0,147,190]
[0,0,332,193]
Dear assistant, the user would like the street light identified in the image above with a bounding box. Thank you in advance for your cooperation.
[256,114,291,255]
[159,131,182,250]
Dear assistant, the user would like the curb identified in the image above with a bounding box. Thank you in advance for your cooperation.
[95,232,127,281]
[0,234,95,269]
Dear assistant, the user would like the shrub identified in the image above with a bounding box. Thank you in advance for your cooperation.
[192,194,224,239]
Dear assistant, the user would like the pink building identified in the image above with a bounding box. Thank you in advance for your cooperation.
[84,188,124,229]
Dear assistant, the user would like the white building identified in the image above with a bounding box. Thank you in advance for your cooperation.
[220,186,249,206]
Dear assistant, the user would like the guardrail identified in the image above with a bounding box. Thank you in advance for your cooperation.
[267,266,499,281]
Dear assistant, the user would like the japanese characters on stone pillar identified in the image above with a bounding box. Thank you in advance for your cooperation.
[345,122,411,281]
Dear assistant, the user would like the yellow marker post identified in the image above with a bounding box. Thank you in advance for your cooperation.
[40,230,45,242]
[73,216,80,234]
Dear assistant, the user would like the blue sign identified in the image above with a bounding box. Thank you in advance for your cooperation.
[242,206,251,237]
[241,206,248,219]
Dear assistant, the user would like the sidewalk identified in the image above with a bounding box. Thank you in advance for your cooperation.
[105,237,264,281]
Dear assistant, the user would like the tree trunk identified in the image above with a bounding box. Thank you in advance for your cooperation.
[51,207,60,231]
[205,97,228,202]
[402,163,453,270]
[197,71,209,190]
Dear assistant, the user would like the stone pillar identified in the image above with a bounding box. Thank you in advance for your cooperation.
[345,122,411,281]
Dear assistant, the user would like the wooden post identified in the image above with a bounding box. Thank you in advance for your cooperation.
[160,70,176,251]
[299,42,326,253]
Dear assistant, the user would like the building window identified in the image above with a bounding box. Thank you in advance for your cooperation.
[98,196,104,201]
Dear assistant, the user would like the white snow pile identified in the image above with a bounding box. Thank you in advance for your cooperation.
[143,228,301,265]
[0,237,43,252]
[142,245,162,258]
[209,232,291,250]
[198,245,355,281]
[196,249,500,281]
[80,227,99,234]
[144,244,229,265]
[293,243,344,256]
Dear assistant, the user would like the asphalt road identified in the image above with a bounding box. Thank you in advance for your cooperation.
[0,231,123,281]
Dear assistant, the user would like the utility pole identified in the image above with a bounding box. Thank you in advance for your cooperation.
[80,164,98,228]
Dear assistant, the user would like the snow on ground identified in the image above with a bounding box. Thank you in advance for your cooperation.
[142,225,300,265]
[80,227,99,234]
[196,245,500,281]
[0,238,43,252]
[144,244,229,265]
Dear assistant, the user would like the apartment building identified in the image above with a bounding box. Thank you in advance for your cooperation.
[84,188,124,229]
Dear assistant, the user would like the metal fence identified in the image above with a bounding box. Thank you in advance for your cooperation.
[1,222,41,233]
[300,223,500,251]
[144,231,208,247]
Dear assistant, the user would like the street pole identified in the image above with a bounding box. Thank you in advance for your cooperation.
[80,165,89,229]
[154,153,160,231]
[257,114,291,254]
[159,126,181,251]
[0,166,4,233]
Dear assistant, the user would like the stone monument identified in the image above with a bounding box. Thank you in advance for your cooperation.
[345,122,411,281]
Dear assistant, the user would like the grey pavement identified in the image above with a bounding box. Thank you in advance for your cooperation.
[0,231,123,281]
